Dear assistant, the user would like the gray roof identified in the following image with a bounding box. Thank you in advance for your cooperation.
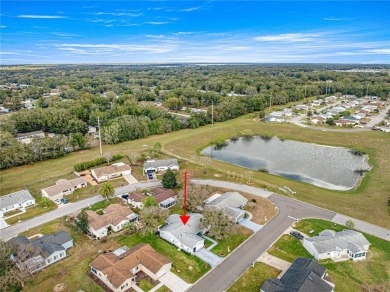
[223,207,245,219]
[261,258,333,292]
[161,214,204,248]
[206,192,247,210]
[305,229,370,254]
[0,190,35,209]
[16,130,44,138]
[144,159,179,169]
[10,236,30,245]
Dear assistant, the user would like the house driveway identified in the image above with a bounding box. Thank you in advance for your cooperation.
[159,271,191,292]
[123,174,138,185]
[195,248,223,268]
[257,252,291,278]
[239,212,262,232]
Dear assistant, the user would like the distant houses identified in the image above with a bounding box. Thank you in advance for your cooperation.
[91,163,131,183]
[10,231,73,274]
[204,192,248,223]
[41,177,88,201]
[159,213,207,254]
[90,243,171,292]
[0,190,35,217]
[143,159,179,173]
[16,130,45,144]
[261,257,334,292]
[303,229,370,261]
[86,204,138,239]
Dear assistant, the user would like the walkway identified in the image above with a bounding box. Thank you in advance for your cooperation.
[195,248,223,268]
[202,235,218,250]
[114,181,161,196]
[239,212,262,232]
[257,252,291,278]
[159,271,191,292]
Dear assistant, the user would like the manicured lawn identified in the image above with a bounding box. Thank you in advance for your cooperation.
[155,285,171,292]
[273,219,390,291]
[210,226,253,257]
[117,233,210,283]
[139,279,154,292]
[204,238,214,249]
[268,234,313,262]
[227,262,281,292]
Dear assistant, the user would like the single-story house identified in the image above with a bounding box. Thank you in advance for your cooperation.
[334,120,355,127]
[10,231,73,274]
[143,159,179,173]
[148,187,177,209]
[127,191,147,209]
[91,163,131,183]
[295,105,309,111]
[90,243,171,292]
[0,190,35,217]
[16,130,45,144]
[342,95,357,99]
[311,116,326,125]
[86,204,138,239]
[325,96,338,103]
[159,213,207,254]
[263,116,288,123]
[88,126,97,134]
[303,229,370,261]
[204,192,248,223]
[41,177,88,200]
[311,100,323,106]
[50,89,61,96]
[261,257,334,292]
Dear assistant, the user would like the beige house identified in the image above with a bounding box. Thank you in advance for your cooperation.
[41,177,88,200]
[90,244,171,292]
[91,163,131,183]
[86,204,138,239]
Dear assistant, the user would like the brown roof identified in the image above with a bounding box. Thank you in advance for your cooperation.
[149,187,166,195]
[154,189,176,203]
[91,164,131,179]
[87,204,135,230]
[42,177,87,197]
[128,192,147,202]
[90,243,171,289]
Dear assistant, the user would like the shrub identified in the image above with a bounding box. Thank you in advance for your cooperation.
[74,154,124,172]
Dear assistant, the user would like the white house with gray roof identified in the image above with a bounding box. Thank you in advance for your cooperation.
[303,229,370,261]
[204,192,248,223]
[143,159,179,173]
[159,214,206,254]
[10,231,73,274]
[0,190,35,217]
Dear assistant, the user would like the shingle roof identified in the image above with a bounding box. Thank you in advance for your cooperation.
[16,130,44,138]
[128,192,146,202]
[91,164,131,179]
[90,243,171,289]
[42,177,87,197]
[143,159,179,169]
[153,189,176,203]
[0,190,35,209]
[87,204,136,230]
[160,214,204,249]
[261,258,333,292]
[206,192,247,209]
[305,229,370,254]
[10,236,30,245]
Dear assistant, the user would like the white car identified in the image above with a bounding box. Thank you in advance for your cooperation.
[54,199,62,205]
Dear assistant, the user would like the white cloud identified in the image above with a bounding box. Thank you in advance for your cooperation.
[54,43,176,54]
[89,12,143,17]
[365,49,390,55]
[144,21,170,25]
[51,32,81,37]
[17,15,67,19]
[323,17,349,21]
[181,7,201,12]
[0,25,6,28]
[146,34,167,39]
[254,33,321,42]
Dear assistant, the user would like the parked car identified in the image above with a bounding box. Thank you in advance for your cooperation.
[290,231,304,240]
[61,198,69,204]
[54,199,62,205]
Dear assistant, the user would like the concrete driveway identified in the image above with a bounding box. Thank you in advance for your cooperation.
[123,174,138,184]
[257,252,291,278]
[159,271,191,292]
[195,248,223,268]
[239,212,262,232]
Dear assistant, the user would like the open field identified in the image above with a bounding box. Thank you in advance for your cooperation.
[1,113,389,228]
[227,262,281,292]
[270,219,390,291]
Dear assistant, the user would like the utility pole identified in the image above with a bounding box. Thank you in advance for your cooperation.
[366,83,369,97]
[211,100,214,127]
[98,116,103,156]
[304,85,307,103]
[269,94,272,108]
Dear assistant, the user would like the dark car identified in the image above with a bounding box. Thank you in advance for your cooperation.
[290,231,304,240]
[61,198,69,204]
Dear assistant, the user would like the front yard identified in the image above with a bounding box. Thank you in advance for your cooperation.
[268,219,390,291]
[227,262,280,292]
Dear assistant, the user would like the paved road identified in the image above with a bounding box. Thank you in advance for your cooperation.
[188,180,335,292]
[1,181,162,241]
[188,180,389,292]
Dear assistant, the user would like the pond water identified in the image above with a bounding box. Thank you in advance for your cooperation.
[201,137,370,190]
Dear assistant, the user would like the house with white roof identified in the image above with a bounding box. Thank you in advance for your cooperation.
[143,159,179,173]
[159,214,207,254]
[204,192,248,223]
[16,130,45,144]
[0,190,35,217]
[303,229,370,261]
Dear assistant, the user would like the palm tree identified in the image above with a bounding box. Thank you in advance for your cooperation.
[99,182,115,201]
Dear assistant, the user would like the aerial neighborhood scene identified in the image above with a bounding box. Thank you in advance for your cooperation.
[1,1,390,292]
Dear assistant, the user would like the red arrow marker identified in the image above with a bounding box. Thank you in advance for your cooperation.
[180,171,190,225]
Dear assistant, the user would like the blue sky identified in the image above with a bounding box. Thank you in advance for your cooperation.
[1,1,389,64]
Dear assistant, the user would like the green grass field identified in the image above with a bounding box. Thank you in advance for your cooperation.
[271,219,390,291]
[1,112,389,228]
[209,226,253,257]
[227,262,281,292]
